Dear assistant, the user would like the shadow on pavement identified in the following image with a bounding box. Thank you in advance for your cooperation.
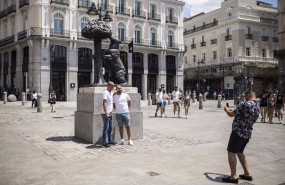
[46,136,88,144]
[204,172,227,183]
[86,145,104,149]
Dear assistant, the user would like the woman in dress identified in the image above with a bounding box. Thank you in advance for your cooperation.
[267,92,275,124]
[259,90,268,123]
[275,93,284,124]
[49,90,57,113]
[183,90,192,118]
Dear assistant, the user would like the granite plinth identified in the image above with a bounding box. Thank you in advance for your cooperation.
[75,86,143,144]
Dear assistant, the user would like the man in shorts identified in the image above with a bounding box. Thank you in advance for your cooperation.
[172,86,181,118]
[113,85,133,146]
[155,88,163,117]
[223,91,260,183]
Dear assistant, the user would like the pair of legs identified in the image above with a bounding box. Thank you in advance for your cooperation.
[119,126,131,141]
[185,107,189,116]
[173,102,180,116]
[260,106,267,122]
[50,104,55,112]
[116,113,133,145]
[161,102,166,117]
[155,103,162,117]
[268,107,274,123]
[276,108,283,123]
[102,113,113,144]
[32,99,37,108]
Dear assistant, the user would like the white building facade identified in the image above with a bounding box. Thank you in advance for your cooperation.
[0,0,185,101]
[183,0,279,96]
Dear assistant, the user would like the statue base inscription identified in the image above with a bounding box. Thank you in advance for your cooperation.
[75,86,143,144]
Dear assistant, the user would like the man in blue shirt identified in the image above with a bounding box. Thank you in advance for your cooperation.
[223,91,260,183]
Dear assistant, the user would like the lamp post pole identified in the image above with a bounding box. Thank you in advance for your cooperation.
[196,59,204,100]
[49,44,55,95]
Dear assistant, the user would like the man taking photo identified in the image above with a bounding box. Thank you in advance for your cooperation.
[223,91,260,183]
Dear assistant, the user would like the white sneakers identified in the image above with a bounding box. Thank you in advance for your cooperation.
[118,139,133,146]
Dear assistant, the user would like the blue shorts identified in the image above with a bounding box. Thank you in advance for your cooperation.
[161,102,167,108]
[116,113,130,126]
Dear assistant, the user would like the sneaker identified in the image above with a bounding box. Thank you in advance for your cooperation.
[281,120,283,124]
[162,114,165,118]
[102,143,111,148]
[108,141,117,145]
[174,115,177,118]
[118,139,124,145]
[128,140,133,146]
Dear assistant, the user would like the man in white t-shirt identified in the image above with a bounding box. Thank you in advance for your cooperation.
[113,85,133,146]
[172,86,181,117]
[101,81,116,148]
[155,88,163,117]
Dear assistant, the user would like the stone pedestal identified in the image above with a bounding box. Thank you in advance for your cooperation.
[75,86,143,144]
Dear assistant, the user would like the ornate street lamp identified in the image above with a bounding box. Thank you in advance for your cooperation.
[82,3,113,85]
[194,59,205,98]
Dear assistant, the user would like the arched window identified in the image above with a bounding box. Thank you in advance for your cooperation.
[80,17,89,30]
[54,13,64,35]
[118,22,125,42]
[135,25,142,44]
[168,30,173,47]
[150,27,156,45]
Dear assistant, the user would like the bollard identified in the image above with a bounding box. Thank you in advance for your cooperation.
[199,93,203,109]
[168,93,171,105]
[3,92,7,104]
[217,94,222,108]
[148,93,152,106]
[22,92,26,106]
[37,94,42,113]
[193,91,196,103]
[203,93,206,102]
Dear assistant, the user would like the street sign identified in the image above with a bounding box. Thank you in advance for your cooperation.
[227,84,229,87]
[244,80,248,86]
[249,73,254,79]
[224,76,234,89]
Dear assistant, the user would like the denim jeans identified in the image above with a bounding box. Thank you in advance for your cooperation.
[101,112,113,144]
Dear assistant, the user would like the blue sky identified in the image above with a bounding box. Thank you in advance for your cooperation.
[183,0,277,18]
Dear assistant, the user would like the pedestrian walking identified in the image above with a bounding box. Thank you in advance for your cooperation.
[172,86,181,118]
[223,91,260,184]
[183,90,192,118]
[267,92,275,124]
[155,88,163,117]
[113,85,133,146]
[32,90,38,108]
[259,90,268,123]
[101,81,116,148]
[49,90,56,113]
[161,89,168,118]
[275,93,284,124]
[274,91,278,118]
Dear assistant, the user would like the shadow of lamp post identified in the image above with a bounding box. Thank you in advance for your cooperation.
[82,3,113,85]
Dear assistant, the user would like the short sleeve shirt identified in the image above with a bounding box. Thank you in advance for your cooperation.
[233,100,260,139]
[156,92,163,102]
[101,90,113,114]
[162,93,168,102]
[172,91,180,102]
[113,93,131,114]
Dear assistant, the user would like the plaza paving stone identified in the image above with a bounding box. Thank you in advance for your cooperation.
[0,100,284,185]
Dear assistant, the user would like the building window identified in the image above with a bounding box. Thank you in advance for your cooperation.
[133,52,143,67]
[149,4,156,18]
[119,0,125,11]
[193,55,196,62]
[150,27,156,45]
[246,47,251,56]
[118,23,125,42]
[227,48,232,57]
[80,17,89,30]
[202,53,206,61]
[168,30,173,47]
[193,25,196,31]
[202,22,205,28]
[168,8,173,17]
[135,25,141,44]
[262,49,267,57]
[135,1,141,14]
[246,26,251,34]
[226,27,231,36]
[192,38,195,44]
[202,35,205,42]
[228,12,232,17]
[54,13,64,31]
[213,51,217,59]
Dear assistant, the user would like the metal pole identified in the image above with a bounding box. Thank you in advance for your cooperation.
[25,72,27,105]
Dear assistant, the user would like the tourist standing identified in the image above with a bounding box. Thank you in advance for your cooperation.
[161,89,168,118]
[275,93,284,124]
[267,92,275,124]
[155,88,163,117]
[223,91,260,183]
[49,90,56,113]
[32,90,38,108]
[172,86,181,118]
[101,81,116,147]
[113,85,133,146]
[183,90,192,118]
[259,90,268,123]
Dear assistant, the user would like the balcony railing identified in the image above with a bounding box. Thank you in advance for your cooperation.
[50,29,70,38]
[148,40,162,48]
[51,0,69,6]
[98,3,113,13]
[0,35,15,47]
[260,17,278,24]
[148,13,161,21]
[132,10,146,19]
[211,39,217,44]
[166,16,178,24]
[7,4,16,15]
[116,7,130,16]
[133,66,144,74]
[78,0,92,8]
[148,67,159,74]
[19,0,29,9]
[246,34,253,40]
[200,41,206,47]
[272,37,278,42]
[0,9,7,19]
[18,30,27,40]
[191,44,196,49]
[225,35,232,41]
[261,36,268,41]
[184,21,218,35]
[167,42,179,50]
